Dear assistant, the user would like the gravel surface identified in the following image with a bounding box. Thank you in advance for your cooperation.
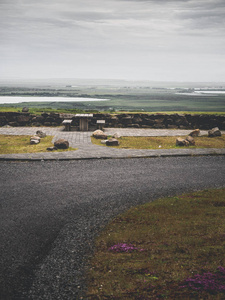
[0,157,225,299]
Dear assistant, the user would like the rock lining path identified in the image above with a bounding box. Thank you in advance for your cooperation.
[0,126,224,160]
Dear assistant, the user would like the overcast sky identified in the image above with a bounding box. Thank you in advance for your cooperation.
[1,0,225,82]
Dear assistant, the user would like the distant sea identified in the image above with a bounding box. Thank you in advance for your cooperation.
[0,96,109,104]
[176,91,225,96]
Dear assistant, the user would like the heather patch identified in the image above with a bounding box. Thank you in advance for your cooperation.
[108,243,144,253]
[181,267,225,294]
[87,189,225,299]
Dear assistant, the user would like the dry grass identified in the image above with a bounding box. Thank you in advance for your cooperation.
[91,135,225,149]
[0,135,76,154]
[87,189,225,299]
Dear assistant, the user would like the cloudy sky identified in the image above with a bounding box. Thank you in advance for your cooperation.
[1,0,225,82]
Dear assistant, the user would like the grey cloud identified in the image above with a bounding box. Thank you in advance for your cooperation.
[0,0,225,81]
[61,11,110,21]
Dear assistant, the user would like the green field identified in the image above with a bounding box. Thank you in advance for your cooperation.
[0,82,225,112]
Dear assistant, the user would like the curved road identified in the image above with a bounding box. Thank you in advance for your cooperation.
[0,156,225,299]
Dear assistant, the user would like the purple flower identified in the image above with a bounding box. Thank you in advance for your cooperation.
[181,267,225,293]
[108,243,144,253]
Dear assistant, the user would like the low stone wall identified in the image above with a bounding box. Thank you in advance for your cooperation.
[0,112,62,127]
[0,112,225,130]
[89,113,225,130]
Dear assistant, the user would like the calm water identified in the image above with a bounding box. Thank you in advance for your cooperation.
[0,96,109,104]
[176,91,225,96]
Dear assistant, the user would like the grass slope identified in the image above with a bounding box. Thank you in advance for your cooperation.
[87,188,225,299]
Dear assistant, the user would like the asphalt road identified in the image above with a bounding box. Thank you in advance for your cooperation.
[0,156,225,299]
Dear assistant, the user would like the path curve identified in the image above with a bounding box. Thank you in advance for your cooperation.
[0,157,225,299]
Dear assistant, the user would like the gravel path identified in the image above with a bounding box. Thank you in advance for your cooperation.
[1,157,225,299]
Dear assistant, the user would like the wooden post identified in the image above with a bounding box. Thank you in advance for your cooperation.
[79,118,88,131]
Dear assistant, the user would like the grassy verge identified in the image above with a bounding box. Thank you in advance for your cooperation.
[0,135,76,154]
[0,107,88,115]
[91,135,225,149]
[0,107,225,115]
[114,111,225,115]
[87,188,225,299]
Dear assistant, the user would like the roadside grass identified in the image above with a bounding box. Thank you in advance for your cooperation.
[0,107,87,115]
[87,188,225,299]
[0,135,76,154]
[91,135,225,149]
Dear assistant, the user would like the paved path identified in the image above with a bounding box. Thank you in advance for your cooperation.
[0,126,224,160]
[1,157,225,299]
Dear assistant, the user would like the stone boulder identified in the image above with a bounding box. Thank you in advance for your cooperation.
[92,130,108,139]
[189,129,200,137]
[47,146,58,151]
[36,130,46,138]
[101,140,108,144]
[185,135,195,146]
[22,107,29,113]
[30,136,41,144]
[54,139,69,149]
[30,140,40,145]
[112,133,121,139]
[176,137,189,147]
[208,127,221,137]
[106,138,119,146]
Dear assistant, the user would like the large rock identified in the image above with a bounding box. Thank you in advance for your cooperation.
[112,133,121,139]
[106,138,119,146]
[47,146,58,151]
[208,127,221,137]
[189,129,200,137]
[22,107,29,113]
[176,137,189,146]
[30,140,40,145]
[36,130,46,138]
[30,136,41,144]
[92,130,108,139]
[54,139,69,149]
[30,136,41,141]
[185,135,195,146]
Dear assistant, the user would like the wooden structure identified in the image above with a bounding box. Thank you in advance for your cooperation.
[75,114,93,131]
[62,119,72,131]
[96,120,105,130]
